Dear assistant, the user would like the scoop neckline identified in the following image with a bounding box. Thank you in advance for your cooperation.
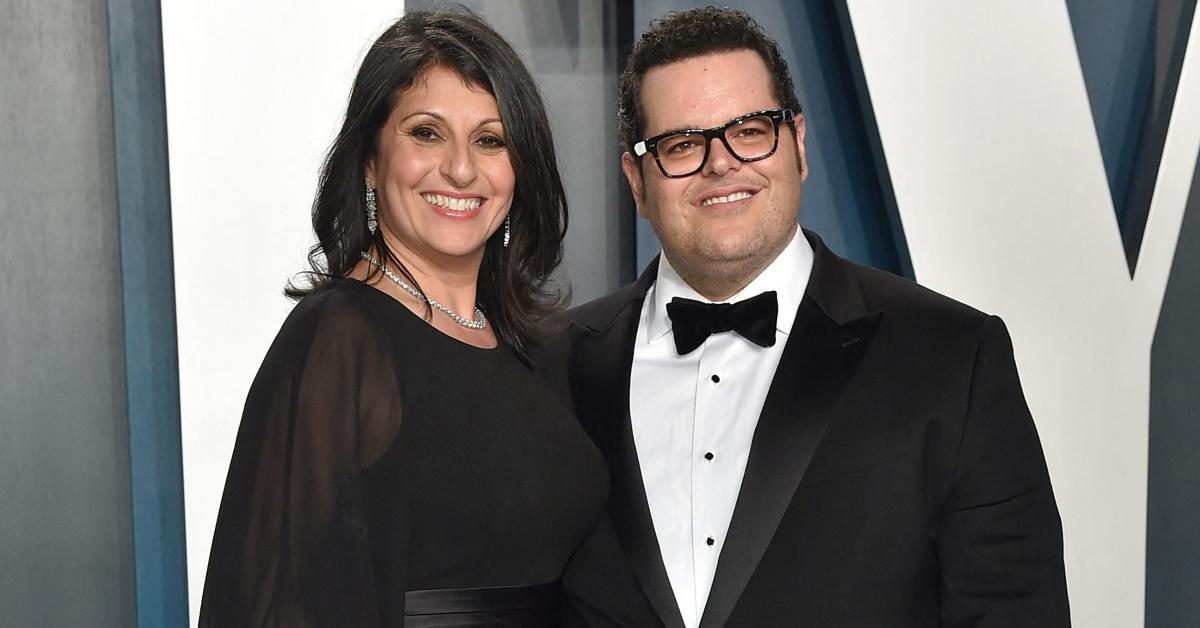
[343,278,503,353]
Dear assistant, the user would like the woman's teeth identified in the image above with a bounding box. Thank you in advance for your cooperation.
[423,193,482,212]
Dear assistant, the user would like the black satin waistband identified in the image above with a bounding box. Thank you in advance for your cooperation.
[403,581,560,626]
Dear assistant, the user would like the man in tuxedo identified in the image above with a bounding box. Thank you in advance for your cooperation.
[547,7,1070,627]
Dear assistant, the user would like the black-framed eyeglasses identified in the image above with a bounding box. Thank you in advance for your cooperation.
[632,108,797,178]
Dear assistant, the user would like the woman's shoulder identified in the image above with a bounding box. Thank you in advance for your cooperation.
[293,277,386,321]
[277,279,391,350]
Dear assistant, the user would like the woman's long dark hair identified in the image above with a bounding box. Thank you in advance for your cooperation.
[288,9,569,359]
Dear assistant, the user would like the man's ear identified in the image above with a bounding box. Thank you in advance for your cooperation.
[622,152,648,218]
[793,112,808,182]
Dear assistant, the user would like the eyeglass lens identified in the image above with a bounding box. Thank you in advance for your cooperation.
[656,114,777,176]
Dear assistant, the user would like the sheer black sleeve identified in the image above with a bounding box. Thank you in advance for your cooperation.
[199,286,404,627]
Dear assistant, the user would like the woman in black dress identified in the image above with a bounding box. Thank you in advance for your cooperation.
[198,10,607,627]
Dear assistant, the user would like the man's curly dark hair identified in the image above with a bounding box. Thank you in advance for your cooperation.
[617,6,801,155]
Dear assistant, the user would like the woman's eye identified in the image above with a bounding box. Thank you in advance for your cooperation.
[410,126,441,142]
[477,134,506,150]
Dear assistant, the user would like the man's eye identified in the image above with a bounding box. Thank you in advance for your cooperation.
[666,140,697,154]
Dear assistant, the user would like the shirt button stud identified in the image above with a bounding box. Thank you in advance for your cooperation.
[711,374,720,383]
[706,536,715,546]
[704,451,714,461]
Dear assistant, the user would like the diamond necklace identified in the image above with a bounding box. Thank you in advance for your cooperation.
[360,252,487,330]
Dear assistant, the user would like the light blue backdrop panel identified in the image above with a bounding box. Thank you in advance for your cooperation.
[1068,0,1198,270]
[0,1,136,626]
[631,0,911,279]
[106,0,189,625]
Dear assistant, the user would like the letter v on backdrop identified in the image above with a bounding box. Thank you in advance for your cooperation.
[844,3,1200,627]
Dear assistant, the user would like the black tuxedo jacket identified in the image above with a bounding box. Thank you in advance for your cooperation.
[541,230,1070,627]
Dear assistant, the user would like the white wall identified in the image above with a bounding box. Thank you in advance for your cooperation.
[846,3,1200,627]
[161,2,404,624]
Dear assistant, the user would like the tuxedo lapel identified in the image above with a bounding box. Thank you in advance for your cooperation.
[699,232,883,628]
[569,260,686,628]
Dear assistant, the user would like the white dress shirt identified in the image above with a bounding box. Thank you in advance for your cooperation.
[629,229,814,628]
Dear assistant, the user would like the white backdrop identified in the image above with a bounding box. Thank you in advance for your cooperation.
[846,3,1199,627]
[161,2,405,624]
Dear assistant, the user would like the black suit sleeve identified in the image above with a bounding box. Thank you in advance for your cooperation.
[937,316,1071,627]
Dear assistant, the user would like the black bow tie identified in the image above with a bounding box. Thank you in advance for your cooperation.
[665,291,779,355]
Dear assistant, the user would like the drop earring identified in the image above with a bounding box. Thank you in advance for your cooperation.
[503,214,511,248]
[365,178,378,235]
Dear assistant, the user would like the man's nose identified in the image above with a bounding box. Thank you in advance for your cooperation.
[702,136,741,176]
